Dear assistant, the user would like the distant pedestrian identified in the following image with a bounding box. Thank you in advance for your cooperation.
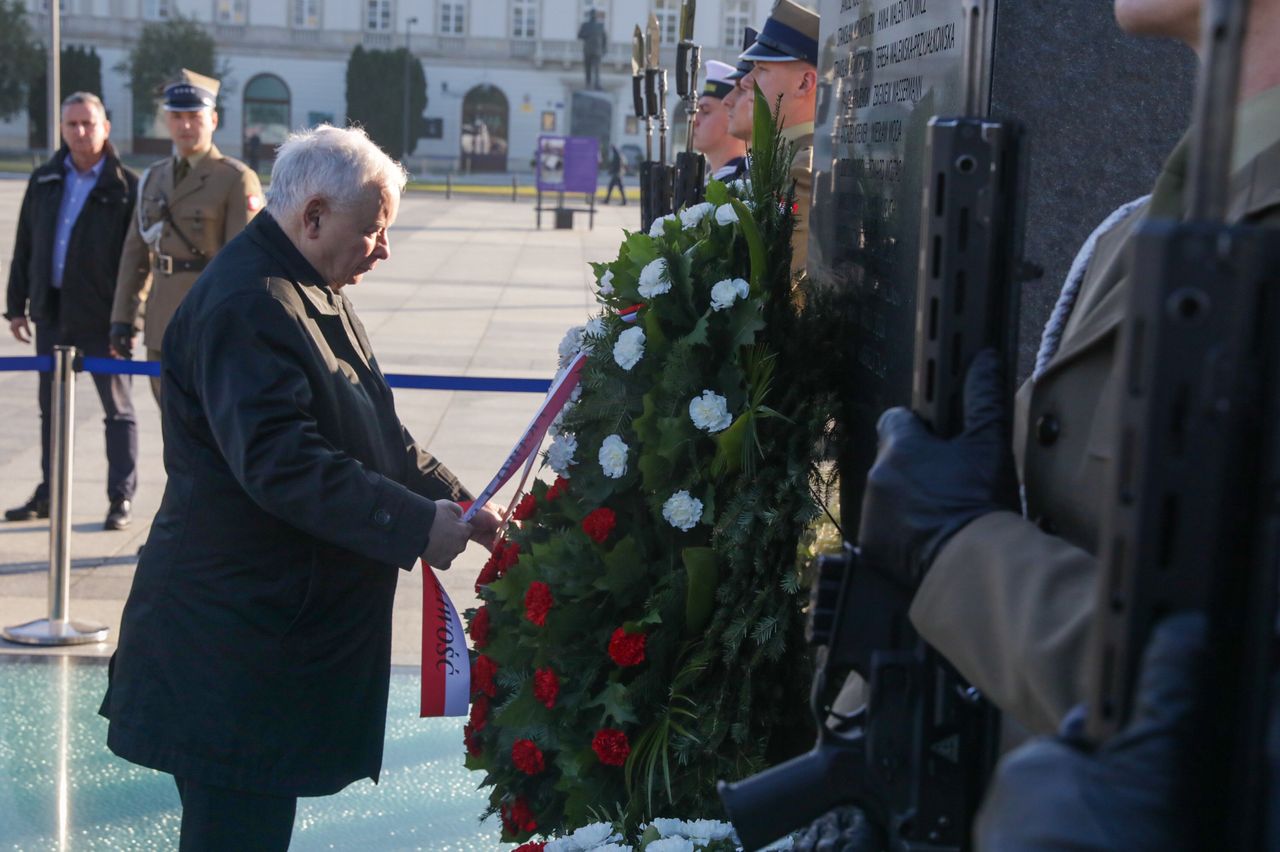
[3,93,140,530]
[603,144,626,205]
[246,131,262,172]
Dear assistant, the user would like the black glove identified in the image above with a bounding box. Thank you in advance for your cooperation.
[857,348,1018,588]
[109,322,135,357]
[792,805,885,852]
[976,612,1206,852]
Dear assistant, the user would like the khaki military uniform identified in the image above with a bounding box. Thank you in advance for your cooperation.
[908,84,1280,735]
[783,120,814,276]
[112,144,263,375]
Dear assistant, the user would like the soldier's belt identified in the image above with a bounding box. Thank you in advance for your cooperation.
[154,254,209,276]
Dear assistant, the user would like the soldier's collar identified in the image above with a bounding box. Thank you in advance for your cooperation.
[1233,83,1280,174]
[780,121,815,144]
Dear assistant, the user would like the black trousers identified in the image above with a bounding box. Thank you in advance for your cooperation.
[174,776,297,851]
[604,174,626,203]
[34,314,137,503]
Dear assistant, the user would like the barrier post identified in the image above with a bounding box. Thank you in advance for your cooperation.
[2,345,109,646]
[446,173,452,200]
[512,176,518,202]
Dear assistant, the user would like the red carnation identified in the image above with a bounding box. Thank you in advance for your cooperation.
[499,539,521,573]
[514,843,546,852]
[581,507,617,544]
[472,654,498,697]
[533,667,560,709]
[546,476,569,501]
[512,738,546,775]
[512,493,538,521]
[608,627,647,667]
[524,581,553,627]
[468,694,490,732]
[463,721,482,757]
[475,549,501,593]
[592,728,631,766]
[469,606,491,648]
[501,796,538,834]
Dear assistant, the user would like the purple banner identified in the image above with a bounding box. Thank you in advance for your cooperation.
[536,135,599,194]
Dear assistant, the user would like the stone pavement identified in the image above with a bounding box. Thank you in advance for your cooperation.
[0,178,638,665]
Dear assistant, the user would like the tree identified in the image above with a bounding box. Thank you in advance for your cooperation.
[27,45,104,148]
[0,0,41,120]
[344,45,429,160]
[118,14,222,138]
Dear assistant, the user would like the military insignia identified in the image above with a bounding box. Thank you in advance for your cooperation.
[247,194,264,212]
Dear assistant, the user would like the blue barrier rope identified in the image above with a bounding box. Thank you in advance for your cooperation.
[1,354,552,393]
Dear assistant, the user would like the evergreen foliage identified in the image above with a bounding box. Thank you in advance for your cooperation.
[465,90,834,844]
[344,46,429,160]
[0,0,41,121]
[26,45,104,148]
[118,14,222,138]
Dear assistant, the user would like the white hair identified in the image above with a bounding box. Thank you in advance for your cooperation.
[266,124,408,221]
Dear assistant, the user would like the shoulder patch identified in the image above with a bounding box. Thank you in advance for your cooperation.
[247,193,264,213]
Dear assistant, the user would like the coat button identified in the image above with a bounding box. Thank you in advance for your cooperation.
[1035,413,1061,446]
[373,508,391,527]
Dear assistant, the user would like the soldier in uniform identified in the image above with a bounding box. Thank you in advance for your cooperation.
[692,60,749,183]
[738,0,819,276]
[723,28,757,149]
[858,0,1280,737]
[110,69,264,400]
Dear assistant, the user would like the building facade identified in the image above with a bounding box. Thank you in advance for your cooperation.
[5,0,782,172]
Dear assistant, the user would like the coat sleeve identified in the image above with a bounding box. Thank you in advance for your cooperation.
[112,178,153,329]
[909,510,1096,735]
[400,425,473,504]
[193,291,438,569]
[223,167,264,243]
[4,175,37,321]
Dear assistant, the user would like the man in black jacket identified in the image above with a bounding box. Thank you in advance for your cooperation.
[4,92,139,530]
[99,124,502,850]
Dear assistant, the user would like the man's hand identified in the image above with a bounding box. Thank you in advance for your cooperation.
[422,500,472,570]
[468,503,505,552]
[9,317,31,344]
[976,613,1205,851]
[858,349,1018,589]
[109,322,136,358]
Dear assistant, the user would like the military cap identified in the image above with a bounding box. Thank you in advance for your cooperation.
[163,69,219,112]
[725,27,758,81]
[701,60,737,99]
[740,0,819,66]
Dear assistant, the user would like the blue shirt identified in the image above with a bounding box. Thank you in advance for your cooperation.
[51,153,106,289]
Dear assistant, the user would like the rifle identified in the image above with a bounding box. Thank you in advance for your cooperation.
[718,3,1027,848]
[632,26,655,230]
[644,14,674,228]
[673,0,706,210]
[1086,0,1278,846]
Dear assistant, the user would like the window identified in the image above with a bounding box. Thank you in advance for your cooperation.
[365,0,391,31]
[723,0,750,47]
[652,0,678,45]
[512,0,536,39]
[440,1,466,35]
[142,0,171,20]
[292,0,319,28]
[215,0,246,24]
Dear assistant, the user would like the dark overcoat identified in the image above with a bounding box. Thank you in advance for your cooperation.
[100,211,470,796]
[4,143,137,343]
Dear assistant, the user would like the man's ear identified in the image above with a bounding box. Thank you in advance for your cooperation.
[798,66,818,97]
[303,197,328,238]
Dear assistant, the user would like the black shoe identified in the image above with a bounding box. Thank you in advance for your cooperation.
[105,498,132,531]
[5,492,49,521]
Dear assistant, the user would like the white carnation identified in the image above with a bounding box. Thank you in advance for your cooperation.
[714,203,739,226]
[598,268,615,295]
[728,178,752,196]
[592,846,631,852]
[546,432,578,477]
[613,326,646,371]
[648,213,677,237]
[682,819,735,844]
[679,201,714,229]
[709,277,750,311]
[583,316,607,351]
[662,490,704,531]
[558,325,585,367]
[688,390,732,433]
[545,822,622,851]
[598,433,629,479]
[647,839,695,852]
[637,257,671,298]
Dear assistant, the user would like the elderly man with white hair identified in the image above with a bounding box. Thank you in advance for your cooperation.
[100,125,501,850]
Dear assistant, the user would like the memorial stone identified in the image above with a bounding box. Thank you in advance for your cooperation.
[806,0,1194,521]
